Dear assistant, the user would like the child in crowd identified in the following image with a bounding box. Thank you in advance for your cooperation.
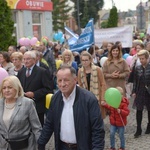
[101,87,130,150]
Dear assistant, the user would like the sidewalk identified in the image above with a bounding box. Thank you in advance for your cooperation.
[46,97,150,150]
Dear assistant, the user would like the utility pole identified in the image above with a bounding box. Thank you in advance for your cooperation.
[77,0,81,34]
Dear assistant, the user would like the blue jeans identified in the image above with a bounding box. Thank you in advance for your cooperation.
[110,125,125,149]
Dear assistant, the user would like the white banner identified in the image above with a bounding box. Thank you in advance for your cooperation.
[94,26,133,48]
[147,24,150,35]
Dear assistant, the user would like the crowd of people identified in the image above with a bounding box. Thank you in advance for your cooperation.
[0,32,150,150]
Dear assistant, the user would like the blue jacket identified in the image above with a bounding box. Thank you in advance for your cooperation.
[38,86,105,150]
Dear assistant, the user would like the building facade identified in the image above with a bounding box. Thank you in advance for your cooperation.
[6,0,53,41]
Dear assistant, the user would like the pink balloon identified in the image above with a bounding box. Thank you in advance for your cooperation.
[126,56,133,66]
[19,38,25,46]
[0,68,9,85]
[24,38,30,46]
[30,37,38,46]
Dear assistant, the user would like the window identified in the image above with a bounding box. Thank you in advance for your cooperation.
[32,12,42,40]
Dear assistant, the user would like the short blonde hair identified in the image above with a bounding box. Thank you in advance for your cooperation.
[11,52,23,61]
[137,49,149,59]
[116,86,124,95]
[0,76,24,98]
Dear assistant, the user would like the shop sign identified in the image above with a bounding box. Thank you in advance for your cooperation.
[7,0,53,11]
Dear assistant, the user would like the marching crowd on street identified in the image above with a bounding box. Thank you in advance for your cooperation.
[1,32,150,150]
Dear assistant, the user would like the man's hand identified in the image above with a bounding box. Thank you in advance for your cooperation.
[101,100,106,106]
[24,92,34,99]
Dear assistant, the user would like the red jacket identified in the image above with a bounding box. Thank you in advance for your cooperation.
[104,97,130,126]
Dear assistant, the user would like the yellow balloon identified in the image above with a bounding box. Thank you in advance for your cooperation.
[56,60,63,69]
[45,94,53,109]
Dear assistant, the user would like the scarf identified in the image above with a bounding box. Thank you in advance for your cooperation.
[80,64,99,100]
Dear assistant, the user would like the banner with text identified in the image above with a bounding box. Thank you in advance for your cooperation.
[6,0,53,11]
[70,18,94,52]
[95,26,133,48]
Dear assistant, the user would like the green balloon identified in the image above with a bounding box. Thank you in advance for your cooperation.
[140,33,145,38]
[104,88,122,108]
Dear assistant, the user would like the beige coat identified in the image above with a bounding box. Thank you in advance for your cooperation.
[102,58,130,95]
[78,65,107,118]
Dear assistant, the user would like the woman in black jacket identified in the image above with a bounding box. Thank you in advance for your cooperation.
[132,49,150,138]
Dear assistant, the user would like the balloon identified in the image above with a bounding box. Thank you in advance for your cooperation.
[57,31,63,40]
[24,38,30,46]
[123,53,130,60]
[30,37,38,46]
[45,93,53,109]
[0,68,9,85]
[100,57,108,67]
[42,38,48,46]
[60,37,65,44]
[140,33,145,38]
[42,36,49,42]
[53,33,59,41]
[104,88,122,108]
[27,36,32,39]
[19,38,25,46]
[126,55,133,66]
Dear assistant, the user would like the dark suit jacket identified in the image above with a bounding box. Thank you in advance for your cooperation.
[17,65,53,113]
[38,86,105,150]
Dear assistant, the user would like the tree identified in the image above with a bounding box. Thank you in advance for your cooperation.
[80,0,89,27]
[52,0,72,32]
[0,1,16,50]
[101,21,108,28]
[71,0,104,29]
[107,6,118,28]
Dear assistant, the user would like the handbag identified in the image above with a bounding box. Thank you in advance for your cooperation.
[8,138,28,150]
[128,60,137,83]
[6,133,30,150]
[128,66,135,83]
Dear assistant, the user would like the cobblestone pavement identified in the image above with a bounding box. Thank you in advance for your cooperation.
[46,97,150,150]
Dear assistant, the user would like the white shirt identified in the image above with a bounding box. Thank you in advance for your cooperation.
[60,86,77,143]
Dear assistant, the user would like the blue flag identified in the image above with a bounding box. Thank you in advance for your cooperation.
[70,18,94,52]
[64,26,78,45]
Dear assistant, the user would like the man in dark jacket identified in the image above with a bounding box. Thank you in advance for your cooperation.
[17,51,53,127]
[38,65,105,150]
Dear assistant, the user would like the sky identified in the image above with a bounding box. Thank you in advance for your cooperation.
[103,0,148,11]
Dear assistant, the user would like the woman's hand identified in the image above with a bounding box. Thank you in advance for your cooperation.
[111,71,120,78]
[132,93,136,98]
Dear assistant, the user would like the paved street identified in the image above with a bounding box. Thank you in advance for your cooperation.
[46,97,150,150]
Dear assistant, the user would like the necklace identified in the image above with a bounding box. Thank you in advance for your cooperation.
[5,100,16,109]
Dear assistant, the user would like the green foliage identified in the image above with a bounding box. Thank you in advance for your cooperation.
[71,0,104,29]
[0,1,16,51]
[52,0,72,32]
[80,1,89,27]
[107,6,118,28]
[101,21,108,28]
